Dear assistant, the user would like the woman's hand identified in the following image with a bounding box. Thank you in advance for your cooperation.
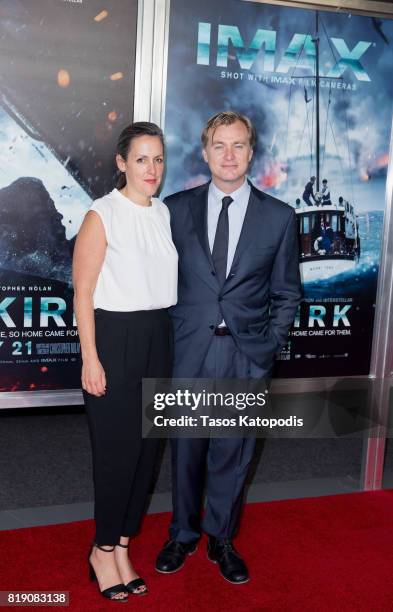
[82,358,107,397]
[73,210,107,398]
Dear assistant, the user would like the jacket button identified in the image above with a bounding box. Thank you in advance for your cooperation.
[209,325,215,330]
[211,270,216,275]
[218,296,223,302]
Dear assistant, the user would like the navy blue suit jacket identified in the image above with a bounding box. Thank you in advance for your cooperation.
[165,181,302,377]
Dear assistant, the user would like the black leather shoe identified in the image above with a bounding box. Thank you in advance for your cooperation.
[207,537,249,584]
[155,540,198,573]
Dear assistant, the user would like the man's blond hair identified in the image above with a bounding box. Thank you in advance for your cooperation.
[201,110,256,148]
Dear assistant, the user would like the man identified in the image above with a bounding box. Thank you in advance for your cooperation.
[302,176,316,206]
[315,218,334,254]
[321,179,331,206]
[156,111,302,584]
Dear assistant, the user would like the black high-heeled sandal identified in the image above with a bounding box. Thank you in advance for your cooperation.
[116,542,147,595]
[88,543,128,602]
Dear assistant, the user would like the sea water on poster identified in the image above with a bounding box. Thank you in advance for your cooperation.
[0,0,137,391]
[163,0,393,377]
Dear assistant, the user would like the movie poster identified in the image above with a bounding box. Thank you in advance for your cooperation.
[163,0,393,377]
[0,0,137,392]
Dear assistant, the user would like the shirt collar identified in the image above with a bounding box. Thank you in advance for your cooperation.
[209,178,250,203]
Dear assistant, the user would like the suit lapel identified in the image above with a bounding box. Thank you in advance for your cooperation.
[187,181,266,293]
[189,182,215,269]
[227,185,265,276]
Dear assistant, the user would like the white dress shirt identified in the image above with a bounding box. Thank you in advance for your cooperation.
[207,179,251,276]
[207,179,251,326]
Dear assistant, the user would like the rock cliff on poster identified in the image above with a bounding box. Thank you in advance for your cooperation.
[163,0,392,377]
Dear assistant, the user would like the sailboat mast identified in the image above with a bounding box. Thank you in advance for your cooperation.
[315,11,320,192]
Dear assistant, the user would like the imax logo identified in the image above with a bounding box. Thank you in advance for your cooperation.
[197,23,372,81]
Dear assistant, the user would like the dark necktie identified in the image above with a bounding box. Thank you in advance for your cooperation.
[212,196,233,286]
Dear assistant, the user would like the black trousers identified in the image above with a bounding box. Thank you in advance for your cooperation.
[84,308,172,546]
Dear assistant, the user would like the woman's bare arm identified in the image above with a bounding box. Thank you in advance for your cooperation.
[72,211,107,397]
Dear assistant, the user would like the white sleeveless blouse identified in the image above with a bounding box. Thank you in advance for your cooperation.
[90,189,178,311]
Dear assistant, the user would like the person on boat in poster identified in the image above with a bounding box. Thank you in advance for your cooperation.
[314,218,334,255]
[321,179,332,206]
[302,176,316,206]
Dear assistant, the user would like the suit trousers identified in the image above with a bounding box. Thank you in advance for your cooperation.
[84,308,172,546]
[169,335,262,542]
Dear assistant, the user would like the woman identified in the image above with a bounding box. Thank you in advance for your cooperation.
[73,122,177,602]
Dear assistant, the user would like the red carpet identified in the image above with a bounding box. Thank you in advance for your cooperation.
[1,491,393,611]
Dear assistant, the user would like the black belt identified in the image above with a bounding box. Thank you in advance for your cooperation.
[214,326,231,336]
